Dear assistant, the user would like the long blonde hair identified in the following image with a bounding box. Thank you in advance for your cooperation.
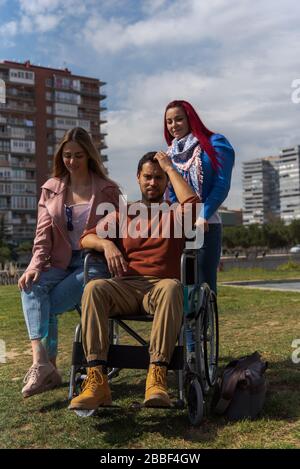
[53,127,110,181]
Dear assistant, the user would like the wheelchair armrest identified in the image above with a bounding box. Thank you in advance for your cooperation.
[182,248,197,254]
[82,248,104,257]
[82,249,106,285]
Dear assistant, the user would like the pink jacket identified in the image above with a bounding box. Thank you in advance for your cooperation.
[26,172,120,272]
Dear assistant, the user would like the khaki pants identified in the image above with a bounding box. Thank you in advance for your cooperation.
[81,276,183,364]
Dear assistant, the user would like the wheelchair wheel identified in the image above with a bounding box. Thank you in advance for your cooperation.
[187,378,204,426]
[203,290,219,387]
[194,314,210,395]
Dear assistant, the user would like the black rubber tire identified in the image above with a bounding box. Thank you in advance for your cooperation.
[187,378,204,426]
[203,290,219,387]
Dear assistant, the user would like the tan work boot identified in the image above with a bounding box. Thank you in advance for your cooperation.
[22,362,62,398]
[144,364,171,407]
[69,366,112,410]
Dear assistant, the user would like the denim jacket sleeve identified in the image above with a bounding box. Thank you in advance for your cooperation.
[26,188,53,273]
[201,134,235,220]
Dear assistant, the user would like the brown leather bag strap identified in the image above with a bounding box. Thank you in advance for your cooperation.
[214,353,260,414]
[214,368,243,414]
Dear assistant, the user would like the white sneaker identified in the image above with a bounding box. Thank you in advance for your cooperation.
[22,363,62,398]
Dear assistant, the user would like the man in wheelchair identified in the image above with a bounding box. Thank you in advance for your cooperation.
[69,151,200,410]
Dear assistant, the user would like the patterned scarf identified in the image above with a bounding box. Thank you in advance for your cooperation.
[166,133,203,201]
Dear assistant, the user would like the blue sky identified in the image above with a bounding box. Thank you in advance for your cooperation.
[1,0,300,208]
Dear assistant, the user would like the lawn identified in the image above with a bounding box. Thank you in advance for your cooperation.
[0,269,299,449]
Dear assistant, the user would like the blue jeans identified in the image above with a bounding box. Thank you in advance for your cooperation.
[21,251,110,358]
[186,223,222,353]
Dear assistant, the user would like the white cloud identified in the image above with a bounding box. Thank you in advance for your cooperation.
[34,13,62,32]
[19,0,61,15]
[83,6,205,53]
[15,0,90,33]
[141,0,171,15]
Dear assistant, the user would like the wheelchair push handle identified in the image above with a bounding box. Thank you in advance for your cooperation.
[180,249,198,286]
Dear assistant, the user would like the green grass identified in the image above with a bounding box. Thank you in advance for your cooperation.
[0,271,300,449]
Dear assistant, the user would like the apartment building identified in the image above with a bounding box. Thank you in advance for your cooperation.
[279,145,300,223]
[0,60,107,241]
[243,156,280,225]
[243,147,300,225]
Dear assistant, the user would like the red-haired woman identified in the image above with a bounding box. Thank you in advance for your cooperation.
[163,100,234,349]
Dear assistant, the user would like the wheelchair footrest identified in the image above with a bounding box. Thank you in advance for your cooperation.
[107,345,184,370]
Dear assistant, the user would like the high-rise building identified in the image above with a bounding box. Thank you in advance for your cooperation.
[0,60,107,242]
[242,156,280,225]
[243,146,300,225]
[279,146,300,223]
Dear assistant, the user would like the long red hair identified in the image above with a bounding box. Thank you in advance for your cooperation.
[164,100,219,169]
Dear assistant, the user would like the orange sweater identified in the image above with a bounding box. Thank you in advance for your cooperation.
[81,195,200,280]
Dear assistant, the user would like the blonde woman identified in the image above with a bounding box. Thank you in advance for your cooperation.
[19,127,120,398]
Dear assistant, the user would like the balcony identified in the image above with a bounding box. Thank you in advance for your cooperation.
[6,89,35,101]
[11,160,35,169]
[80,101,102,111]
[80,87,101,98]
[0,71,9,80]
[12,225,36,239]
[0,101,36,113]
[78,111,99,121]
[0,131,10,139]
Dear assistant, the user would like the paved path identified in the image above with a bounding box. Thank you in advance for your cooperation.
[220,279,300,292]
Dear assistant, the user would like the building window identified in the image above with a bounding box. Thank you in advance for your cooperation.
[9,69,35,84]
[11,139,36,154]
[54,90,80,105]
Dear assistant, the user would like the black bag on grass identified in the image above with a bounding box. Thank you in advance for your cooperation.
[212,351,268,421]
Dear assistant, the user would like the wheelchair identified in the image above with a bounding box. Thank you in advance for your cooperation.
[68,249,219,426]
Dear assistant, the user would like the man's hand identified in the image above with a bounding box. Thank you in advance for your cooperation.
[18,270,40,291]
[103,240,128,277]
[154,151,173,174]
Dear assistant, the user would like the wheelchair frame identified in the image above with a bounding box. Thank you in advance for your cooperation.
[68,249,219,426]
